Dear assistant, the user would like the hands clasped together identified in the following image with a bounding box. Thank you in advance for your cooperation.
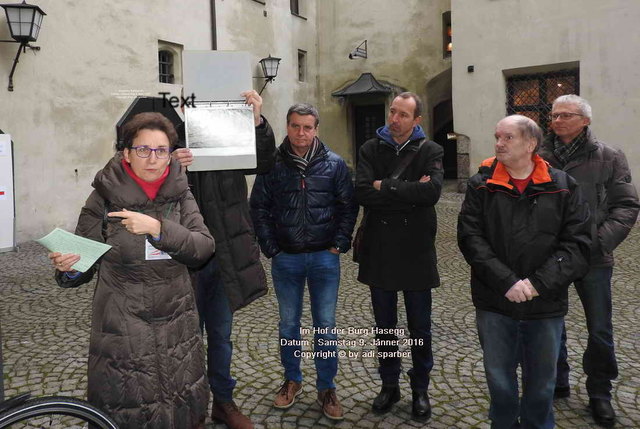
[505,278,539,303]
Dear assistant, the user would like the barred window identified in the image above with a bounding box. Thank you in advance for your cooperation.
[506,69,579,133]
[159,50,174,84]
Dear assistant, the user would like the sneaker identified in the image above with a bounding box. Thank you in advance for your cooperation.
[211,400,254,429]
[273,380,303,409]
[317,388,344,420]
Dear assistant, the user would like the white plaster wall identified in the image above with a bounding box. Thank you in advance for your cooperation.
[0,0,212,242]
[316,0,452,167]
[452,0,640,181]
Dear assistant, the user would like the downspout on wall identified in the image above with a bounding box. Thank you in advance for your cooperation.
[210,0,217,50]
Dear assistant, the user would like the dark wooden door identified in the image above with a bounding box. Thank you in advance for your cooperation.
[354,104,385,165]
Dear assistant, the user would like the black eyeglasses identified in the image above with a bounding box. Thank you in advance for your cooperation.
[549,112,583,121]
[130,146,172,159]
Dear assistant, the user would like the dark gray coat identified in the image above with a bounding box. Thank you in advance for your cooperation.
[57,153,214,428]
[539,128,640,267]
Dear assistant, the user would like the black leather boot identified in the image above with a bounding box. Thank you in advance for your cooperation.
[589,398,615,428]
[411,390,431,421]
[371,385,400,414]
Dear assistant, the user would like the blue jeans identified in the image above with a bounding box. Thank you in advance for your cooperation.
[556,266,616,399]
[271,250,340,391]
[477,310,563,429]
[369,287,433,391]
[196,257,236,403]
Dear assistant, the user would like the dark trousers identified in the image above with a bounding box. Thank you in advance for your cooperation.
[556,266,617,399]
[369,286,433,391]
[196,257,236,403]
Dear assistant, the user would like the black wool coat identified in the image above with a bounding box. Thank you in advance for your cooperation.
[355,137,444,291]
[186,119,276,311]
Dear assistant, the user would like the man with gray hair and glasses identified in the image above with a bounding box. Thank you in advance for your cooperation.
[539,94,639,428]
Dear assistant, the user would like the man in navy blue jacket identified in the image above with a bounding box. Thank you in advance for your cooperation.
[250,103,358,421]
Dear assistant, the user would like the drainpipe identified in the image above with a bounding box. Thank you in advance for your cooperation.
[210,0,217,50]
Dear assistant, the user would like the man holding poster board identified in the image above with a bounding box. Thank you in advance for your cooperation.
[173,89,275,429]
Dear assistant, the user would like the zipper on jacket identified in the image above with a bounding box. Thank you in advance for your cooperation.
[300,173,308,240]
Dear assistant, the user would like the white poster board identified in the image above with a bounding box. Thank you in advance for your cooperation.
[0,134,15,252]
[182,50,256,171]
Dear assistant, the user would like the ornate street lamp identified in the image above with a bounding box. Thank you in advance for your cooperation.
[0,1,46,91]
[258,54,281,95]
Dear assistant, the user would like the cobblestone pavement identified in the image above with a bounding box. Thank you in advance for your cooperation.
[1,193,639,428]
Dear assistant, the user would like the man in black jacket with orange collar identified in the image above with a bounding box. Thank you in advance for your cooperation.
[458,115,590,429]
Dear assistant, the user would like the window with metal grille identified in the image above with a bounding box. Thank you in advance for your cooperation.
[158,50,174,84]
[506,69,579,133]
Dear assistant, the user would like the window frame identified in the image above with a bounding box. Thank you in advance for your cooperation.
[297,49,307,82]
[505,68,580,133]
[158,50,174,84]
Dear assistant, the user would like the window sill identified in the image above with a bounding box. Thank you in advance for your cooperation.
[291,12,307,21]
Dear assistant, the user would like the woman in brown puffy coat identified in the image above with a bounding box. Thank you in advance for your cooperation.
[49,112,213,428]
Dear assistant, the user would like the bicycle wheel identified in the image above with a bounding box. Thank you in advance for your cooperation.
[0,396,118,429]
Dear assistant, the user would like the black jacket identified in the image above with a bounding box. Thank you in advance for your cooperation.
[538,127,640,267]
[186,119,276,312]
[250,139,358,258]
[457,155,591,320]
[355,135,444,291]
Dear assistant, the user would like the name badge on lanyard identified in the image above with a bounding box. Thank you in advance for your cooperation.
[145,239,172,260]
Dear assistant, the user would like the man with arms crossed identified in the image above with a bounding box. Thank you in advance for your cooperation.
[355,92,443,421]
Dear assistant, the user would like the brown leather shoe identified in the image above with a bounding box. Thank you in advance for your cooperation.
[211,400,254,429]
[273,380,303,409]
[317,388,344,420]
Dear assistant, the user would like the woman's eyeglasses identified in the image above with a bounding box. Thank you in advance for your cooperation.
[130,146,172,159]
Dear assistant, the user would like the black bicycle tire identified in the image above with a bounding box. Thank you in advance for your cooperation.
[0,396,118,428]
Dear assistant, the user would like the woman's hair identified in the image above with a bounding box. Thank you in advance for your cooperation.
[121,112,178,149]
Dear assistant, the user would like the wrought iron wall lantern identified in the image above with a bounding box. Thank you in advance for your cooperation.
[0,1,46,91]
[257,54,281,95]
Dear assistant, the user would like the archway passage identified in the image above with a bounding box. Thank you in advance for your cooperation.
[433,99,456,179]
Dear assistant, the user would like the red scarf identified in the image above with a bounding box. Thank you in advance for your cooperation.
[121,159,169,201]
